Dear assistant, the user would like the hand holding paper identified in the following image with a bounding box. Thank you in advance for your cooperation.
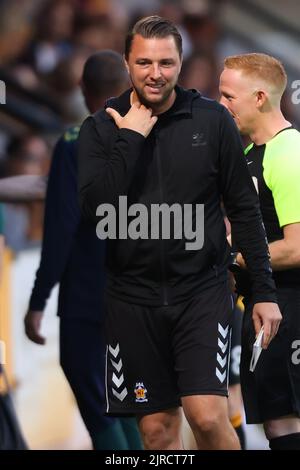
[252,302,282,349]
[250,327,264,372]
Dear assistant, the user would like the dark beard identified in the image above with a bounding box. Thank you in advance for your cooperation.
[134,86,174,111]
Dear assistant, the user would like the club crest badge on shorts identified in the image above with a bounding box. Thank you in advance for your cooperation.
[134,382,148,403]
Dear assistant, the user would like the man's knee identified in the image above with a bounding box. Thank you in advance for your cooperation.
[138,410,181,450]
[183,395,229,434]
[264,415,300,440]
[139,420,169,448]
[193,410,226,435]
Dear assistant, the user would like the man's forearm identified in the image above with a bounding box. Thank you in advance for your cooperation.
[238,238,300,271]
[233,217,277,303]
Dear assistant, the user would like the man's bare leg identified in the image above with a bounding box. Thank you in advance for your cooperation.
[138,408,183,450]
[182,395,241,450]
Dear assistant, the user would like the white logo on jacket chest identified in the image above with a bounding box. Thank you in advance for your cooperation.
[192,133,207,147]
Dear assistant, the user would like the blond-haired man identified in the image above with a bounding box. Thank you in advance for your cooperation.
[220,53,300,450]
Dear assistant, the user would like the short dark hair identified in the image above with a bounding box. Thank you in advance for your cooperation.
[125,15,182,60]
[82,50,128,98]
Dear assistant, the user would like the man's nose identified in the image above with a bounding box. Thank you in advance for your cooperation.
[150,64,162,79]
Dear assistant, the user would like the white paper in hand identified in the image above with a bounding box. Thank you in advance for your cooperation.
[249,327,264,372]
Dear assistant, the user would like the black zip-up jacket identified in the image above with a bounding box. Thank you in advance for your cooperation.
[78,86,277,306]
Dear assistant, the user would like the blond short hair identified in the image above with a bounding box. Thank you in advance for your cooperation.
[224,53,287,96]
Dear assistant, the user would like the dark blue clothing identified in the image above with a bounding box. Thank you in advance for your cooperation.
[29,127,106,322]
[29,126,112,434]
[59,318,112,434]
[0,204,4,234]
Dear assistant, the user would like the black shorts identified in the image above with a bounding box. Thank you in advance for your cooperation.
[229,303,243,386]
[241,287,300,424]
[104,281,235,415]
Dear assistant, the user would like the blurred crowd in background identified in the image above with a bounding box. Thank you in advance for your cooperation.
[0,0,227,252]
[0,0,299,253]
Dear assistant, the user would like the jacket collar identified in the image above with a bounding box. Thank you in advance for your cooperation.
[104,86,199,119]
[168,85,199,117]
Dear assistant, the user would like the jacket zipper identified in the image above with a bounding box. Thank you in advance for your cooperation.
[155,131,169,306]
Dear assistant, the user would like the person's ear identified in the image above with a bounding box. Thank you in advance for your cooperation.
[179,55,183,73]
[255,90,267,108]
[123,54,129,74]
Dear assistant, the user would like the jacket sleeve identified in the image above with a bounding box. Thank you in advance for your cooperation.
[29,137,80,311]
[78,115,145,223]
[218,107,277,304]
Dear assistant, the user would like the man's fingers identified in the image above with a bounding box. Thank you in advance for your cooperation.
[273,320,280,338]
[262,326,271,349]
[253,315,271,349]
[252,302,282,349]
[106,107,122,126]
[269,319,281,344]
[29,332,46,345]
[253,316,262,338]
[25,325,46,345]
[24,311,46,345]
[262,320,281,349]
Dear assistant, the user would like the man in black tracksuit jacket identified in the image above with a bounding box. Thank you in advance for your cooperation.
[78,16,281,450]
